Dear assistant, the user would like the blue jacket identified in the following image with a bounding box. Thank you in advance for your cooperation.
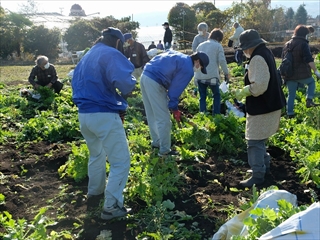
[142,50,194,110]
[72,43,136,113]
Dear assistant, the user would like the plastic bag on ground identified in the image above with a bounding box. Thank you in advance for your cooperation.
[212,190,297,240]
[259,202,320,240]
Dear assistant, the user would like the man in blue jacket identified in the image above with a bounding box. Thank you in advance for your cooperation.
[140,50,209,157]
[72,27,136,220]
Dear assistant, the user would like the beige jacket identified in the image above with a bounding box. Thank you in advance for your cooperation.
[245,55,281,140]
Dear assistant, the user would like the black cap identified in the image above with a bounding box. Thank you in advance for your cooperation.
[162,22,169,26]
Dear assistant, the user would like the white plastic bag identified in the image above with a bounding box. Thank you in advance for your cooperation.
[259,202,320,240]
[225,100,245,118]
[212,190,297,240]
[219,81,229,93]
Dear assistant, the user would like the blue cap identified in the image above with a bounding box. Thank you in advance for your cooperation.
[124,33,132,41]
[197,51,209,74]
[102,27,125,43]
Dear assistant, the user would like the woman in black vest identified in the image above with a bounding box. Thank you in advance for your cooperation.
[234,29,286,188]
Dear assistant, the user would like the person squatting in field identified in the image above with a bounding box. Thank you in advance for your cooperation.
[28,55,63,93]
[140,50,209,157]
[71,27,136,220]
[235,29,286,188]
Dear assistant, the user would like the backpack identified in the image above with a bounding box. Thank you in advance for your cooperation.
[278,43,296,79]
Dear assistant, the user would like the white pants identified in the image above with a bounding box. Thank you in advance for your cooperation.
[78,112,130,209]
[140,74,172,154]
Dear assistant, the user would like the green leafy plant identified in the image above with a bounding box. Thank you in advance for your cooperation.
[0,207,73,240]
[58,142,89,182]
[136,200,204,240]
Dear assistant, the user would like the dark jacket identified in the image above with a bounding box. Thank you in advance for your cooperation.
[163,28,172,45]
[124,41,150,68]
[148,44,157,50]
[28,64,58,86]
[245,44,286,115]
[282,36,313,81]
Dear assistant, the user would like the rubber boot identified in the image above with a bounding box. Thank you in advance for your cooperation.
[240,175,264,187]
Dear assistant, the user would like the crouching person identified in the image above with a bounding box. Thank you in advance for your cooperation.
[28,55,63,93]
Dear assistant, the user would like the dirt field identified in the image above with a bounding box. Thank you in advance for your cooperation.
[1,139,319,239]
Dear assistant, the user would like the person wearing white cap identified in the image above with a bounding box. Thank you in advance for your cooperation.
[123,33,150,80]
[192,22,209,52]
[229,22,245,65]
[72,27,136,220]
[234,29,286,188]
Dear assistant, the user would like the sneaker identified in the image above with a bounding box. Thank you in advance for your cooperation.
[287,114,295,119]
[158,150,179,157]
[306,99,320,108]
[101,205,131,220]
[151,145,159,149]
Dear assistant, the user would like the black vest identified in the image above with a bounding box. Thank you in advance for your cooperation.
[245,44,286,115]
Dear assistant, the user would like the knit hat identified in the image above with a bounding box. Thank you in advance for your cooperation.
[124,33,132,41]
[102,27,125,43]
[239,29,267,50]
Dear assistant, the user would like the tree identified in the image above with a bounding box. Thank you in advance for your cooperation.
[63,19,99,51]
[168,2,196,49]
[205,9,231,31]
[294,4,308,26]
[23,25,61,60]
[18,0,38,15]
[63,16,139,51]
[192,1,217,23]
[0,7,33,58]
[0,7,15,58]
[285,8,295,29]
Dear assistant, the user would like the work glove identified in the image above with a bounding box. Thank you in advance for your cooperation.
[172,110,181,122]
[165,42,169,47]
[224,74,230,84]
[235,85,251,101]
[119,110,126,124]
[315,70,320,80]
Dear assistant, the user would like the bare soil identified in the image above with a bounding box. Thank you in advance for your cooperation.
[1,140,319,239]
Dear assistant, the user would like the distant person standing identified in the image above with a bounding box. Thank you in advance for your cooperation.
[195,28,230,115]
[229,22,244,65]
[172,42,178,50]
[192,22,209,52]
[281,24,320,118]
[124,33,150,80]
[162,22,172,50]
[148,41,157,50]
[157,40,164,50]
